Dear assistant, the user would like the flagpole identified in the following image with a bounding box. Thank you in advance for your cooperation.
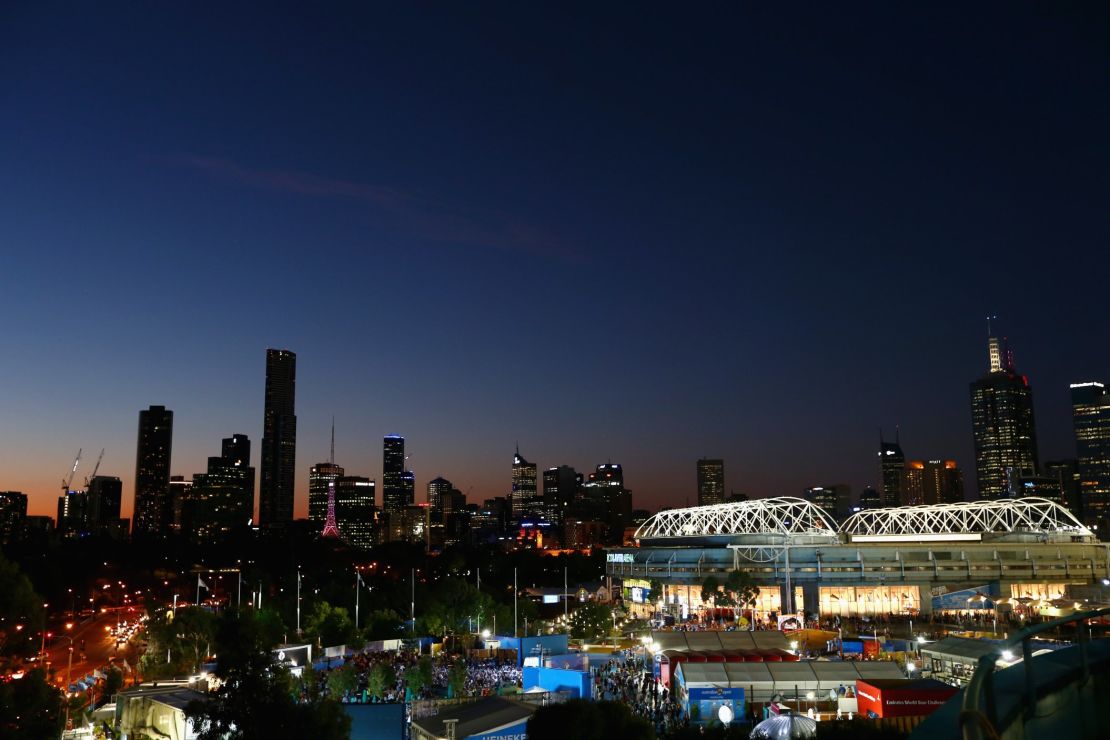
[410,568,415,636]
[296,566,302,637]
[355,569,360,630]
[237,571,242,609]
[196,574,200,606]
[514,567,518,638]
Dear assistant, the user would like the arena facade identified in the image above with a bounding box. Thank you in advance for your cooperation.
[605,497,1110,619]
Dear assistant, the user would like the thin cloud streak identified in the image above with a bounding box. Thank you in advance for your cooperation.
[168,154,586,263]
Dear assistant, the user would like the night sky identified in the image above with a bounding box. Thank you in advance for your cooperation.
[2,4,1108,520]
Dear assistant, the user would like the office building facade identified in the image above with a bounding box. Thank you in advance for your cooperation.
[183,436,256,542]
[87,475,123,532]
[902,460,964,506]
[260,349,296,526]
[970,336,1039,499]
[334,475,376,549]
[878,432,905,508]
[0,491,27,544]
[382,435,409,512]
[133,405,174,535]
[510,448,539,525]
[1071,382,1110,527]
[696,459,725,507]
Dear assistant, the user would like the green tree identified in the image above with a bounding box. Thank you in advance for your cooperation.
[700,575,721,611]
[527,700,654,740]
[139,606,218,679]
[185,610,351,740]
[0,551,45,657]
[0,667,64,739]
[102,667,124,700]
[447,659,467,698]
[405,655,434,697]
[362,609,403,641]
[724,570,758,622]
[303,601,358,648]
[326,664,358,699]
[366,662,396,701]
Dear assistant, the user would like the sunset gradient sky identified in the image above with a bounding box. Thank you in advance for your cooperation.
[2,4,1108,520]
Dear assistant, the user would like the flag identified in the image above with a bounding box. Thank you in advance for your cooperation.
[357,571,367,588]
[198,576,209,590]
[122,659,130,672]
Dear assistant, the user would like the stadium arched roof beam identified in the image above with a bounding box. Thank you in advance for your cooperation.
[634,496,839,540]
[838,497,1093,538]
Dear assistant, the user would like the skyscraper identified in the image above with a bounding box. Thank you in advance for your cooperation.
[878,431,905,508]
[427,477,453,511]
[1044,459,1083,520]
[696,459,725,507]
[260,349,296,526]
[1071,382,1110,527]
[902,460,963,506]
[510,447,539,524]
[334,476,376,549]
[382,435,408,512]
[133,405,173,536]
[86,475,123,531]
[804,484,851,520]
[970,335,1039,499]
[309,462,344,524]
[583,463,632,544]
[543,465,581,524]
[183,436,256,542]
[0,491,27,544]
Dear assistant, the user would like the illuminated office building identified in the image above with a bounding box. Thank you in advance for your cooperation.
[902,460,963,506]
[696,459,725,507]
[1071,382,1110,527]
[970,336,1039,499]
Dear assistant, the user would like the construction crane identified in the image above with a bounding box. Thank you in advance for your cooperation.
[85,448,105,487]
[62,449,82,496]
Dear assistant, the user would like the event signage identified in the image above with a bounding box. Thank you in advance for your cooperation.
[470,719,530,740]
[607,553,634,563]
[686,686,744,725]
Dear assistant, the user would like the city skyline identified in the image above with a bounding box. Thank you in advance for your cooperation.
[2,5,1108,520]
[4,335,1105,521]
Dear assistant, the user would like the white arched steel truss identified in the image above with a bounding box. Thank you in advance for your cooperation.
[839,497,1093,540]
[634,496,839,541]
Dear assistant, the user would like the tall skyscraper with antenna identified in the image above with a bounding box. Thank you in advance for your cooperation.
[970,325,1039,499]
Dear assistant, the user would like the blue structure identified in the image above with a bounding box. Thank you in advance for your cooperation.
[522,666,593,699]
[493,634,569,666]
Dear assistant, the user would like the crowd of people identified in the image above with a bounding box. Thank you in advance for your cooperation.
[594,654,685,734]
[307,649,522,704]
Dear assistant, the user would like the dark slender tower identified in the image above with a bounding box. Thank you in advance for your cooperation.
[260,349,296,526]
[133,405,173,535]
[970,334,1039,499]
[382,435,407,512]
[878,430,904,508]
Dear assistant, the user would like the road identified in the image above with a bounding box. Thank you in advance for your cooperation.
[43,608,143,689]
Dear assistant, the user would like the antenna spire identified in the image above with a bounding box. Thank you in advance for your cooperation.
[330,416,335,465]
